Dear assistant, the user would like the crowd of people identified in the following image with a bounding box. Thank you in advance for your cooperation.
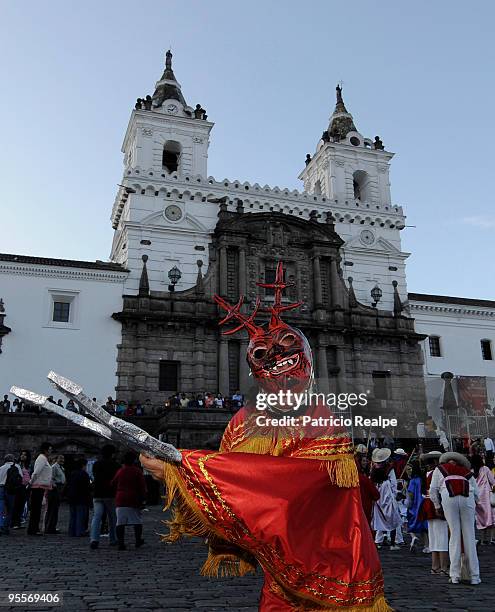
[0,443,149,551]
[2,399,494,587]
[1,390,245,417]
[355,436,495,585]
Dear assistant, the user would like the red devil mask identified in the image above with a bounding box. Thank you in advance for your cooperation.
[214,262,313,395]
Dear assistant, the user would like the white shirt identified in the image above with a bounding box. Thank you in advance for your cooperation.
[429,465,479,509]
[436,428,450,451]
[484,438,495,452]
[30,454,53,488]
[0,461,23,485]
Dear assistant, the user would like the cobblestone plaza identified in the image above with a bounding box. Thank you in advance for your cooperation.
[1,505,494,612]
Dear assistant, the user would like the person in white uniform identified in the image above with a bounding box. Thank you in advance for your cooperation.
[371,448,402,549]
[430,451,480,585]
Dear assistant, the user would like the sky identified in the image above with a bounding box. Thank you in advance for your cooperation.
[1,1,494,299]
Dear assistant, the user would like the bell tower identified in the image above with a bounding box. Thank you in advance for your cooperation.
[110,51,215,293]
[299,84,393,204]
[298,85,408,312]
[120,50,213,179]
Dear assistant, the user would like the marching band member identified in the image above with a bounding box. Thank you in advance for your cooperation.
[429,452,480,585]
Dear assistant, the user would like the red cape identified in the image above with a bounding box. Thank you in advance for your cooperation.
[142,406,390,611]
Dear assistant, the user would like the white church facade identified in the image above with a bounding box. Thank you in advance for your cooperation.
[1,50,494,425]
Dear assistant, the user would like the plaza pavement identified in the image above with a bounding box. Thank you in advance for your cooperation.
[1,505,494,612]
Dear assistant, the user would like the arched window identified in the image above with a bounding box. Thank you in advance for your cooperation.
[162,140,181,173]
[352,170,370,202]
[353,178,361,200]
[314,179,322,195]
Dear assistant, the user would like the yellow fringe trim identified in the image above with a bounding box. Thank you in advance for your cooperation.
[233,435,284,456]
[161,461,256,578]
[161,462,209,542]
[226,435,359,488]
[320,595,392,611]
[270,579,392,611]
[319,456,359,488]
[200,552,256,578]
[161,461,390,611]
[338,595,392,612]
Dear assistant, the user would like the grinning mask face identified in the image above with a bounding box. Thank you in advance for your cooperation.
[214,262,313,397]
[246,322,312,394]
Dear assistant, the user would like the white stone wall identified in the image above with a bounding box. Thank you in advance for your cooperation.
[410,298,495,423]
[111,171,407,309]
[0,262,127,404]
[111,92,407,311]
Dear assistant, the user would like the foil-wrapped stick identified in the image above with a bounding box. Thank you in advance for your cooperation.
[46,371,182,463]
[10,386,114,440]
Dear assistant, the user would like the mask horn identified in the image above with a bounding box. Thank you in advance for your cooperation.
[213,295,263,337]
[256,262,302,327]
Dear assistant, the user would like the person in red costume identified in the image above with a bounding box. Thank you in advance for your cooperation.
[141,263,391,611]
[356,451,380,528]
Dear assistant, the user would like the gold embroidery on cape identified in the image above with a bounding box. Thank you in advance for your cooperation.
[159,418,381,607]
[195,452,380,597]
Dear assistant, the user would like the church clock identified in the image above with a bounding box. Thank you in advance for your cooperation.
[359,229,375,246]
[164,205,182,221]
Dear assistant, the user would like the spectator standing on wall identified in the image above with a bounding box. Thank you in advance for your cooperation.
[1,394,10,413]
[105,397,115,414]
[231,390,244,409]
[116,400,126,416]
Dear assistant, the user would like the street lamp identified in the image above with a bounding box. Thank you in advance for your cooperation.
[370,284,382,308]
[168,266,182,292]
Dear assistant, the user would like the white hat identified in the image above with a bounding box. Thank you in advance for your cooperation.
[372,448,391,463]
[394,448,407,456]
[420,450,442,461]
[355,444,367,454]
[439,452,470,469]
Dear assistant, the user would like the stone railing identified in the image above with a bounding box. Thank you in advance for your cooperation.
[112,170,404,229]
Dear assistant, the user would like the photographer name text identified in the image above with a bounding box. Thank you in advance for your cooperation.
[254,414,397,428]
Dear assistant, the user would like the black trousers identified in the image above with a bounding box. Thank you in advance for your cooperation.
[116,524,142,546]
[44,487,61,533]
[27,488,45,534]
[11,486,27,527]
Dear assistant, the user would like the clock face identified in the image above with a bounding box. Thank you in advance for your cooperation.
[360,229,375,246]
[164,205,182,221]
[166,103,178,114]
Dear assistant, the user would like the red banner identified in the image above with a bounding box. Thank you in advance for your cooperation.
[457,376,488,416]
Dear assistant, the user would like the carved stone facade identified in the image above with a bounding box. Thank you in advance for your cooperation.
[113,208,427,431]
